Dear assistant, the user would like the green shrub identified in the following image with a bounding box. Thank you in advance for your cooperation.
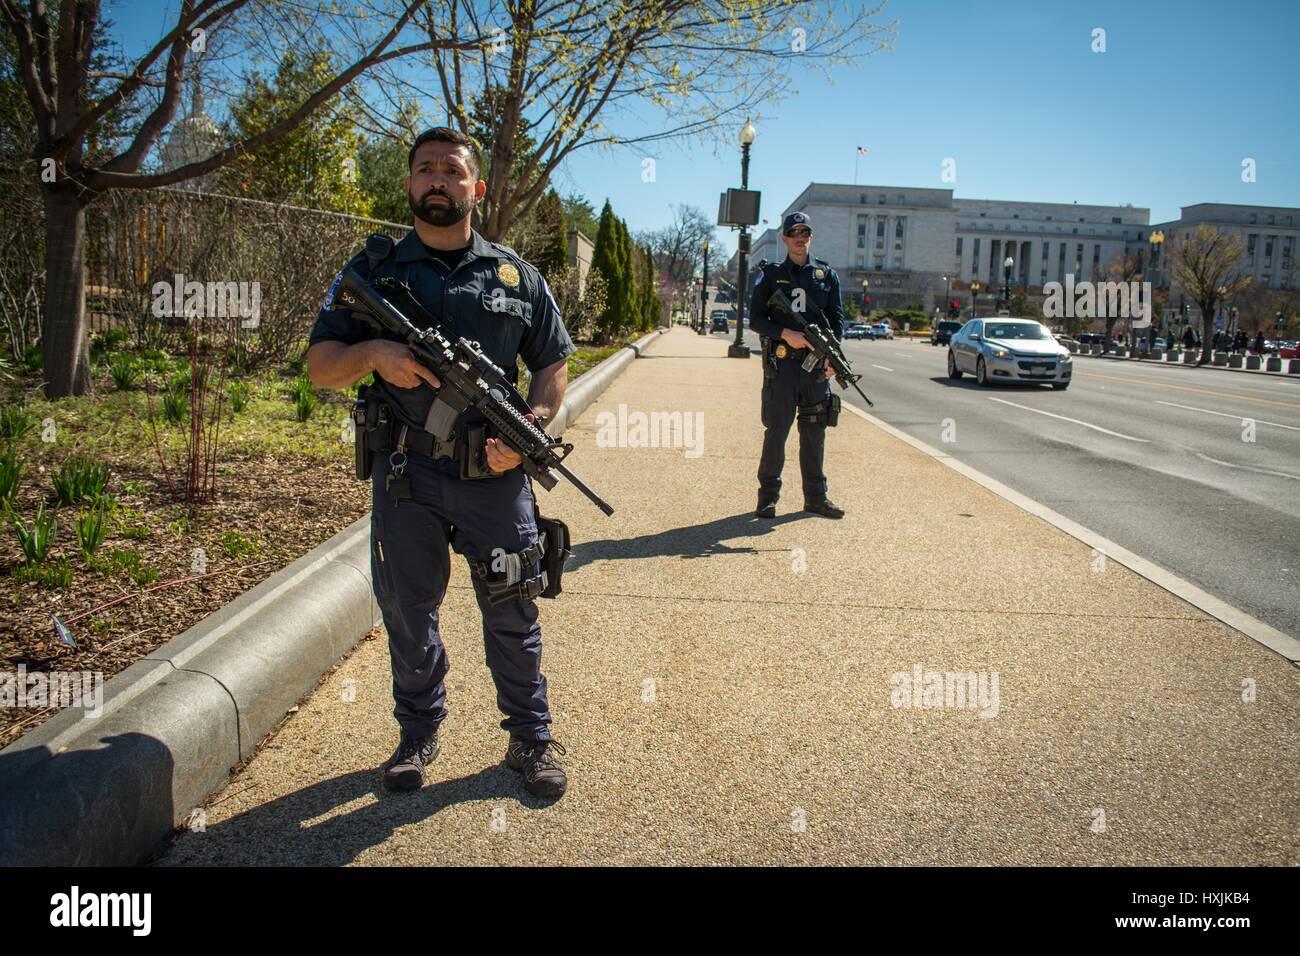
[52,457,110,506]
[109,353,139,390]
[228,380,250,414]
[76,502,109,560]
[23,343,42,372]
[0,445,20,504]
[14,557,72,588]
[163,384,187,424]
[10,502,56,564]
[219,530,260,559]
[0,403,35,442]
[292,375,317,421]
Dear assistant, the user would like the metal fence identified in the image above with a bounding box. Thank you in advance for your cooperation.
[2,185,408,367]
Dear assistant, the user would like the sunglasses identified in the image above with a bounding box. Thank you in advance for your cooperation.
[787,229,812,238]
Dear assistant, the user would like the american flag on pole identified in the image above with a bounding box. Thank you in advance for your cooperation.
[856,146,868,156]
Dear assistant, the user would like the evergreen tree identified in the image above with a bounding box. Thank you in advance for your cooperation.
[640,245,660,330]
[591,200,624,343]
[534,189,569,281]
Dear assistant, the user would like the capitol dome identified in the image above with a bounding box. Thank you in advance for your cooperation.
[160,88,223,181]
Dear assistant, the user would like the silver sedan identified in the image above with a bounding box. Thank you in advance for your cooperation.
[947,318,1072,390]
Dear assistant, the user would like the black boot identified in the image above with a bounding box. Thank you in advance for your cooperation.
[506,736,568,798]
[803,498,845,519]
[755,498,777,518]
[381,728,440,792]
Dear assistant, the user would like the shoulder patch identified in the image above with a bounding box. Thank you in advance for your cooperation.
[322,270,344,310]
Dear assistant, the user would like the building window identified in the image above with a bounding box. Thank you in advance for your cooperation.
[1046,215,1052,220]
[1112,217,1122,224]
[1249,213,1257,223]
[1267,214,1275,225]
[1248,234,1257,257]
[973,238,981,261]
[1072,228,1078,234]
[979,212,986,217]
[956,237,963,256]
[1042,241,1049,260]
[1012,214,1019,219]
[877,220,885,238]
[895,218,905,239]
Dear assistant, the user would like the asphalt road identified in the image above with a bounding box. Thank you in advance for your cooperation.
[705,324,1300,641]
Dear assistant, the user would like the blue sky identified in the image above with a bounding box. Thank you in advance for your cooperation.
[108,0,1298,258]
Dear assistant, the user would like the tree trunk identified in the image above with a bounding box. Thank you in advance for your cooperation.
[41,188,93,398]
[1199,307,1216,365]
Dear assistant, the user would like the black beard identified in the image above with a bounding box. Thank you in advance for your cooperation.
[408,189,474,227]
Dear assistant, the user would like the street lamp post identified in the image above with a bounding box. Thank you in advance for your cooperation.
[861,278,870,317]
[1000,256,1013,310]
[700,239,710,332]
[970,279,981,319]
[728,119,757,358]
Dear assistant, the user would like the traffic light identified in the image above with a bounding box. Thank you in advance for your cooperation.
[949,300,960,318]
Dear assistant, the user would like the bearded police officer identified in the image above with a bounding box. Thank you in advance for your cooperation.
[307,128,576,798]
[747,212,846,519]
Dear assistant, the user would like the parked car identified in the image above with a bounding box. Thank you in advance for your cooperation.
[844,322,870,340]
[870,322,894,340]
[710,311,730,334]
[947,318,1072,389]
[930,320,963,346]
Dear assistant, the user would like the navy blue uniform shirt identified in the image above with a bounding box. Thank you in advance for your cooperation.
[310,229,576,432]
[748,256,844,342]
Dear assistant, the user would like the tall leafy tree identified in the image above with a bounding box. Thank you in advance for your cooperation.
[220,51,371,216]
[562,193,598,243]
[357,133,411,224]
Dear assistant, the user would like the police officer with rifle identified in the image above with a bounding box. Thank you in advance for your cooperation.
[747,212,852,519]
[307,128,583,799]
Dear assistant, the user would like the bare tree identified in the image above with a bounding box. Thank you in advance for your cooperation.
[1165,225,1253,364]
[641,204,715,287]
[1,0,477,397]
[392,0,893,242]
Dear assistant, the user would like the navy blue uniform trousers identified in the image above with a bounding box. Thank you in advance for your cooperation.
[369,447,551,742]
[758,353,831,503]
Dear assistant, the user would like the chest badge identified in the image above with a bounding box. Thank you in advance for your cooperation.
[774,343,789,359]
[814,268,825,279]
[497,262,521,288]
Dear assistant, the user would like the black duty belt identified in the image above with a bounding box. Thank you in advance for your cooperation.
[377,418,458,461]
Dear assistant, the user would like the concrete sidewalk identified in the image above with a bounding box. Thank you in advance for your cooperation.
[163,328,1299,866]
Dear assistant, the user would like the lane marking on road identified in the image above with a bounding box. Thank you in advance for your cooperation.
[1154,400,1300,432]
[894,353,913,358]
[1076,370,1300,410]
[987,397,1151,443]
[839,400,1300,663]
[1195,452,1300,482]
[871,364,894,372]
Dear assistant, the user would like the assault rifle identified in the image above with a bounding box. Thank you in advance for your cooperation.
[335,268,615,516]
[766,289,874,407]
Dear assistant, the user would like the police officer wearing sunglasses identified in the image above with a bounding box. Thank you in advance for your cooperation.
[747,212,846,519]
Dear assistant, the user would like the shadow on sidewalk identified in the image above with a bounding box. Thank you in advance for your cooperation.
[164,760,557,866]
[567,511,805,573]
